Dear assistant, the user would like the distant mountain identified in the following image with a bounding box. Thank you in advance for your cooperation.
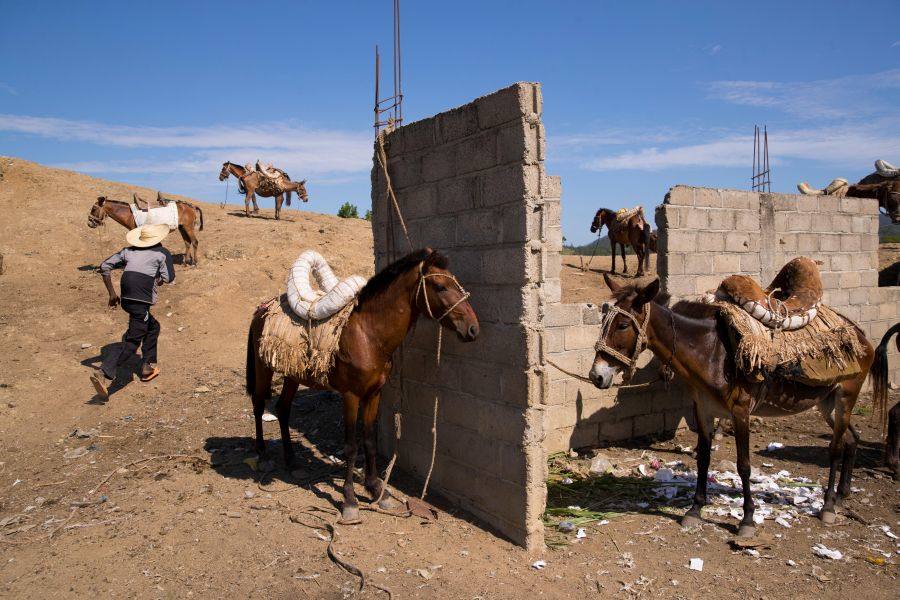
[562,235,612,256]
[880,214,900,241]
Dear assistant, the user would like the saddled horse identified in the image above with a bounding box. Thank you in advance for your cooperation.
[246,248,480,523]
[590,208,652,277]
[873,322,900,479]
[87,196,204,265]
[588,274,876,536]
[219,162,308,220]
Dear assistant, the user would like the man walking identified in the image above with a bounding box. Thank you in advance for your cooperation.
[90,223,175,399]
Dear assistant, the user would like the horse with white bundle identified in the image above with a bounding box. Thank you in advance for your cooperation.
[246,248,479,523]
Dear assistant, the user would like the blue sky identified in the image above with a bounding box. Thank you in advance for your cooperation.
[1,1,898,244]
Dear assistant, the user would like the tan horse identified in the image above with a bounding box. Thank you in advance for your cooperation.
[87,196,203,265]
[218,162,308,220]
[246,249,479,523]
[590,207,652,276]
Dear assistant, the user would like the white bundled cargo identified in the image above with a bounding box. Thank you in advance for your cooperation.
[286,250,367,320]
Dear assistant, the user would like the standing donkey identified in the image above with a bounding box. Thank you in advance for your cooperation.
[219,162,308,220]
[590,207,652,277]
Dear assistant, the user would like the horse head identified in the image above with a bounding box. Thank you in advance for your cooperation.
[218,162,232,181]
[880,181,900,223]
[588,274,659,388]
[87,197,107,228]
[297,179,309,202]
[590,208,611,234]
[416,249,479,342]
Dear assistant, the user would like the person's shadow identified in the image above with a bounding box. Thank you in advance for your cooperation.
[80,343,139,404]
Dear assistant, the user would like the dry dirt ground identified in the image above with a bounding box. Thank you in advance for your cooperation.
[0,157,897,599]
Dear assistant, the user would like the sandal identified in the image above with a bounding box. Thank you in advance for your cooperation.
[90,373,109,400]
[140,366,160,382]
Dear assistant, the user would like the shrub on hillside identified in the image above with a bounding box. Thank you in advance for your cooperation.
[337,202,359,219]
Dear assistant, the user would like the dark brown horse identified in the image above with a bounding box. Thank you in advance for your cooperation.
[590,208,652,276]
[588,275,875,537]
[218,162,308,220]
[798,172,900,223]
[872,322,900,479]
[246,249,479,523]
[87,196,204,265]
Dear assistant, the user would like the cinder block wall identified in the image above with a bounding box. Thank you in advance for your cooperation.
[371,83,548,550]
[657,186,900,385]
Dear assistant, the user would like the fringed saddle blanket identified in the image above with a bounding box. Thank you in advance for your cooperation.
[715,302,866,386]
[610,206,645,237]
[257,294,355,387]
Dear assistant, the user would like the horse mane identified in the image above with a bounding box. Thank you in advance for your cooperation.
[609,281,719,319]
[99,197,130,206]
[357,248,448,304]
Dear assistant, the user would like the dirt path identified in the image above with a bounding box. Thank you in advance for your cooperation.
[0,158,897,598]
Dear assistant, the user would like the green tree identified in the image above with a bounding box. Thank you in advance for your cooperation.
[337,202,359,219]
[364,209,372,221]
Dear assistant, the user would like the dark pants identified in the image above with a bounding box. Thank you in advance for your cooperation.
[101,300,160,380]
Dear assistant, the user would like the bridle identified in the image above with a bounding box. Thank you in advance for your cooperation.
[415,265,471,324]
[594,301,651,382]
[88,203,106,226]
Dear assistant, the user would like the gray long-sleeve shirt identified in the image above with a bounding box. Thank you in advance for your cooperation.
[100,244,175,304]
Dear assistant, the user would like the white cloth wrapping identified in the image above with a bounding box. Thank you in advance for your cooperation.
[130,203,179,231]
[286,250,367,320]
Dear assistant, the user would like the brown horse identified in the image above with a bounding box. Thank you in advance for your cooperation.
[218,162,308,220]
[87,196,204,265]
[588,274,875,537]
[590,208,652,276]
[872,322,900,479]
[798,172,900,223]
[246,248,480,523]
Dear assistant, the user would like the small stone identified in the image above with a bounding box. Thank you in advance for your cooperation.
[715,459,737,472]
[177,326,185,332]
[558,520,576,533]
[244,490,255,499]
[80,343,92,349]
[224,511,241,519]
[194,385,211,393]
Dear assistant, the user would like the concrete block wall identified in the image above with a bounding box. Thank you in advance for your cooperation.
[657,185,899,385]
[371,83,548,550]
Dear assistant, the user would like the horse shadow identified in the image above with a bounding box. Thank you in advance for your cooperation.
[754,437,887,471]
[80,343,140,404]
[77,264,99,272]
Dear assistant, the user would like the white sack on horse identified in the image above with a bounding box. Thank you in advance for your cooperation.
[286,250,367,320]
[875,159,899,178]
[130,203,179,231]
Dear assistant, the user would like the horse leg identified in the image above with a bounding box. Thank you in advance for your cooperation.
[833,384,859,506]
[887,401,900,480]
[819,386,847,523]
[620,243,628,273]
[682,399,714,528]
[340,392,362,524]
[610,242,617,273]
[178,225,192,266]
[251,193,259,214]
[249,325,274,459]
[244,192,251,217]
[276,377,300,469]
[275,193,282,220]
[635,240,645,277]
[360,391,401,510]
[733,407,756,537]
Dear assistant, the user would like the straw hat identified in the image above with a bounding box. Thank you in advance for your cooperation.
[126,223,170,248]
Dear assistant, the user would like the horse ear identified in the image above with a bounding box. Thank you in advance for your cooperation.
[603,272,621,292]
[634,277,660,309]
[97,196,106,205]
[300,179,306,185]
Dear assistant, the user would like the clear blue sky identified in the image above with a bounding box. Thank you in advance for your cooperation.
[1,0,898,244]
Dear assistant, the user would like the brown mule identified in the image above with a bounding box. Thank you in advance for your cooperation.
[872,322,900,480]
[219,162,308,220]
[246,249,479,523]
[590,207,652,276]
[588,274,875,537]
[87,196,204,266]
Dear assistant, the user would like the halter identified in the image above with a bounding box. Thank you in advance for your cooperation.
[88,204,106,226]
[415,265,471,324]
[594,302,651,382]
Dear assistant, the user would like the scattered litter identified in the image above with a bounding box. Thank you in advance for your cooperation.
[558,521,575,533]
[194,385,211,394]
[879,525,898,540]
[617,553,635,569]
[775,517,792,528]
[531,560,546,570]
[677,445,693,454]
[865,555,886,566]
[598,519,609,525]
[766,442,784,451]
[653,468,674,482]
[80,343,92,349]
[812,544,843,560]
[70,428,97,439]
[589,454,613,476]
[122,415,133,422]
[637,464,652,477]
[576,528,587,539]
[12,479,21,487]
[743,549,760,557]
[177,326,184,332]
[688,558,704,572]
[762,462,774,468]
[63,447,89,459]
[561,477,573,485]
[243,490,255,499]
[786,559,796,567]
[416,568,433,580]
[261,412,277,422]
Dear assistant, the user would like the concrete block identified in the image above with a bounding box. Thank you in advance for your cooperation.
[479,164,539,207]
[684,254,713,275]
[797,233,819,253]
[666,186,694,206]
[685,209,708,230]
[778,233,797,252]
[481,246,528,284]
[818,196,839,212]
[713,254,741,274]
[840,234,861,252]
[839,271,861,289]
[811,213,831,232]
[665,253,685,276]
[725,231,751,252]
[788,212,812,232]
[861,235,878,251]
[830,254,851,271]
[456,130,498,175]
[564,325,601,351]
[582,304,601,325]
[694,188,723,208]
[735,210,760,231]
[599,418,633,441]
[707,208,735,231]
[840,197,861,214]
[540,174,562,199]
[722,191,756,210]
[436,104,479,143]
[694,274,722,295]
[497,119,537,166]
[831,214,852,233]
[633,412,666,437]
[696,232,725,252]
[823,288,850,306]
[436,177,476,214]
[796,195,818,212]
[773,194,797,211]
[422,148,457,183]
[544,303,582,327]
[820,271,840,290]
[457,210,502,246]
[666,231,696,253]
[475,82,532,129]
[740,254,760,274]
[820,235,841,251]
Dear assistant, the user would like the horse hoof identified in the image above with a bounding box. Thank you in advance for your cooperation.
[339,506,361,525]
[819,510,837,524]
[681,514,702,529]
[378,496,403,512]
[737,524,756,538]
[257,459,274,472]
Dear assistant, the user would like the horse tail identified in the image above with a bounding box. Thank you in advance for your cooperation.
[642,222,651,271]
[195,204,204,231]
[245,322,256,396]
[872,322,900,440]
[285,190,292,207]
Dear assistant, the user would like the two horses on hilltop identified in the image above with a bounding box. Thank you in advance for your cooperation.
[219,161,308,220]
